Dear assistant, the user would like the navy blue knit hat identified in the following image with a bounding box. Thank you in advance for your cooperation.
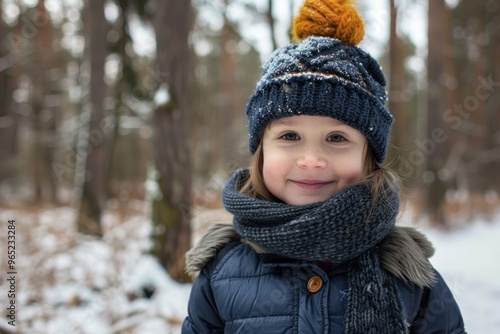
[245,0,393,163]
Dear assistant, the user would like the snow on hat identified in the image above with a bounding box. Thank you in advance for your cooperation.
[246,0,393,163]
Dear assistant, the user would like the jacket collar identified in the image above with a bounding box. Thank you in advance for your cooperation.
[186,223,436,288]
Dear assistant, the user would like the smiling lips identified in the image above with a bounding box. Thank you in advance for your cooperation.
[290,179,334,190]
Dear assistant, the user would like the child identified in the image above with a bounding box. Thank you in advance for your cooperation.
[182,0,466,332]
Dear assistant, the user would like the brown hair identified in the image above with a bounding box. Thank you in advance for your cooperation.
[239,139,403,210]
[239,142,277,201]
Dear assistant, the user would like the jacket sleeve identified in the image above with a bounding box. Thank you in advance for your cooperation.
[410,270,466,334]
[181,267,224,334]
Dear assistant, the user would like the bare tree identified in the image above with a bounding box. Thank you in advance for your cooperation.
[450,0,500,194]
[151,0,194,283]
[0,3,17,189]
[77,0,109,236]
[267,0,278,50]
[31,0,58,204]
[388,0,408,150]
[425,0,450,226]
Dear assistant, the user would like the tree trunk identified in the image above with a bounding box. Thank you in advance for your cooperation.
[267,0,278,50]
[77,0,108,236]
[221,13,239,168]
[425,0,449,227]
[151,0,193,283]
[488,21,500,191]
[388,0,408,150]
[32,0,58,204]
[0,3,17,188]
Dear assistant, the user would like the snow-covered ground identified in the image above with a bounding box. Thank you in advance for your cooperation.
[0,202,498,333]
[424,220,500,333]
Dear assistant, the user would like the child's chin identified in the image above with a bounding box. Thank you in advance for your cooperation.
[286,195,330,206]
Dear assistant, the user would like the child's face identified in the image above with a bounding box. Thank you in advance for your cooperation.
[262,116,367,205]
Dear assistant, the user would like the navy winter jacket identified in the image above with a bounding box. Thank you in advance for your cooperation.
[182,226,466,333]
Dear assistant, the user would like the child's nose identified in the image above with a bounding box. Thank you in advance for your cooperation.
[297,147,327,169]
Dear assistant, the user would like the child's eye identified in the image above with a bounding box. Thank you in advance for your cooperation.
[327,134,346,142]
[280,132,300,141]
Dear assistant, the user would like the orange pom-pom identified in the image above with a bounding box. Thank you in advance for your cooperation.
[292,0,365,46]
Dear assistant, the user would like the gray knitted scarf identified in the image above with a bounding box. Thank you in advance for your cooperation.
[222,169,408,333]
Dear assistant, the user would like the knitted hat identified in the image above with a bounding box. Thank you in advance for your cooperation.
[246,0,393,163]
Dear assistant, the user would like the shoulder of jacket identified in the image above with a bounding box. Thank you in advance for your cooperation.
[380,226,437,288]
[185,223,241,277]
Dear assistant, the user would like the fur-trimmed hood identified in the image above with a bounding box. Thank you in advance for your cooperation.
[186,224,437,288]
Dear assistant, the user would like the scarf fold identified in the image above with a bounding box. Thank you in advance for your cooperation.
[222,168,408,333]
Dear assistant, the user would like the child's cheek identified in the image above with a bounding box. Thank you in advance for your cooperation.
[338,157,365,186]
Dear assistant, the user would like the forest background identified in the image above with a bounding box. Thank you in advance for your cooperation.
[0,0,499,332]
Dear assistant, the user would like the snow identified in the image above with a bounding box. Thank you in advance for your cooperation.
[0,204,499,333]
[424,220,500,333]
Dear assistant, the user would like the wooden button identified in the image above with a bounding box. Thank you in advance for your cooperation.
[307,275,323,293]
